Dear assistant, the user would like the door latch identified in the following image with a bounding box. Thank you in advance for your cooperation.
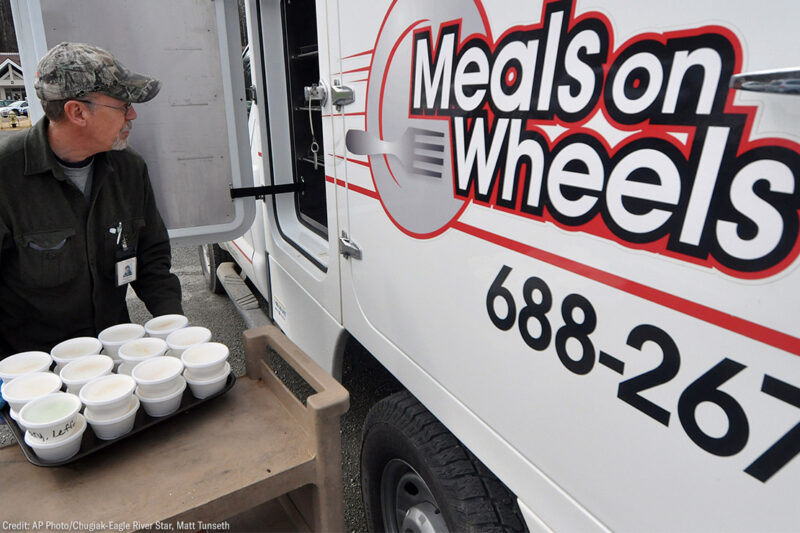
[304,82,328,106]
[331,79,355,111]
[339,232,362,260]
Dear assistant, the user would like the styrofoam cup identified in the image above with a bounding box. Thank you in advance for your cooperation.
[24,413,86,462]
[98,324,145,360]
[118,337,168,365]
[144,314,189,340]
[181,342,229,380]
[84,396,139,440]
[184,362,230,399]
[1,371,63,413]
[50,338,103,372]
[18,392,82,444]
[132,356,184,397]
[0,351,53,382]
[59,355,114,395]
[166,327,211,358]
[136,376,187,417]
[79,374,136,420]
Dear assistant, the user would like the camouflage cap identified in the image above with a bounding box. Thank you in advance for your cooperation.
[34,42,161,103]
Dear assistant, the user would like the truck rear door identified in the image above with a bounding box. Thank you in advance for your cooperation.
[12,0,254,246]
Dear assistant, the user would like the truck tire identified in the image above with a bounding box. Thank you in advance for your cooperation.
[361,391,528,533]
[198,243,231,294]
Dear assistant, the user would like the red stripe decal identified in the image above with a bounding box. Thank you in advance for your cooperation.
[231,240,253,265]
[341,66,371,74]
[347,157,371,167]
[453,221,800,356]
[326,175,379,199]
[342,49,374,59]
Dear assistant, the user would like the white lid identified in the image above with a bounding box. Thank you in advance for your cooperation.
[60,355,114,384]
[166,326,212,348]
[1,371,62,403]
[79,374,136,405]
[132,356,184,384]
[0,351,52,378]
[98,323,145,344]
[145,314,189,333]
[50,337,103,361]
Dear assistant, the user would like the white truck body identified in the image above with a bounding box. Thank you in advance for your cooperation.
[14,0,800,530]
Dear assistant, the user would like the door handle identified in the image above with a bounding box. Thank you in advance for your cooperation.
[729,68,800,95]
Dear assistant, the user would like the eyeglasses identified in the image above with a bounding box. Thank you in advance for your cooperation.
[75,99,133,115]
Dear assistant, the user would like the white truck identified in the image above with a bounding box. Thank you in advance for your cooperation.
[13,0,800,531]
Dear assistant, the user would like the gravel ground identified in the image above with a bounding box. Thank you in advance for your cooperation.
[0,238,400,532]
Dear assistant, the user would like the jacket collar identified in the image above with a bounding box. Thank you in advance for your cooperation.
[24,117,67,180]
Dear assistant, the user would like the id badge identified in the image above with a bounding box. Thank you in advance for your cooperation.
[115,249,137,286]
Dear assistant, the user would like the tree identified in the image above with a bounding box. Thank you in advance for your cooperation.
[0,0,18,52]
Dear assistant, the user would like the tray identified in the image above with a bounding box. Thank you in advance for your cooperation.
[1,373,236,467]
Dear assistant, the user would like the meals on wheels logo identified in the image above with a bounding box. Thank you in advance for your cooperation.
[345,0,800,278]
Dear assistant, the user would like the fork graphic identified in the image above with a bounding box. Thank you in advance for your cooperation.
[345,127,446,178]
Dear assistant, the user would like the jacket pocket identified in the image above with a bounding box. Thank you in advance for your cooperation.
[17,228,79,288]
[100,218,146,280]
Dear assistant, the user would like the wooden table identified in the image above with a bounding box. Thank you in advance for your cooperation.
[0,326,349,532]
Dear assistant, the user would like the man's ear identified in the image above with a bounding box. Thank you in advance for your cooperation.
[63,100,90,126]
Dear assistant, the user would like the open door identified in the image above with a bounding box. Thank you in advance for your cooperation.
[11,0,254,246]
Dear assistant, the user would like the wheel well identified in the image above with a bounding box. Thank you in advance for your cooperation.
[339,334,527,532]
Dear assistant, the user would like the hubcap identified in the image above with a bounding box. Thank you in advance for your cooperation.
[380,459,449,533]
[200,244,212,277]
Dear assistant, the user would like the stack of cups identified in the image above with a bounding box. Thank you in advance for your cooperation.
[1,371,63,430]
[79,374,139,440]
[50,338,102,374]
[0,351,52,383]
[181,342,231,399]
[144,314,189,341]
[98,323,145,369]
[132,356,186,417]
[18,392,87,462]
[165,326,211,358]
[117,337,168,376]
[59,355,114,394]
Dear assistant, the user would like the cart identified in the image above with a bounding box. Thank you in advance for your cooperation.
[0,325,350,532]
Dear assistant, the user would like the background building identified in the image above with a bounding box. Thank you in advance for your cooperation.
[0,0,24,101]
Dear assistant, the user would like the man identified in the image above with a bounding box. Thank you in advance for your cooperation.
[0,42,182,358]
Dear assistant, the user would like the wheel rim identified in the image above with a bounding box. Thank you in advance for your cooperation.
[380,458,449,533]
[200,244,213,277]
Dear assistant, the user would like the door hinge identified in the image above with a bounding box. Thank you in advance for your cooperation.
[339,232,362,260]
[230,182,303,200]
